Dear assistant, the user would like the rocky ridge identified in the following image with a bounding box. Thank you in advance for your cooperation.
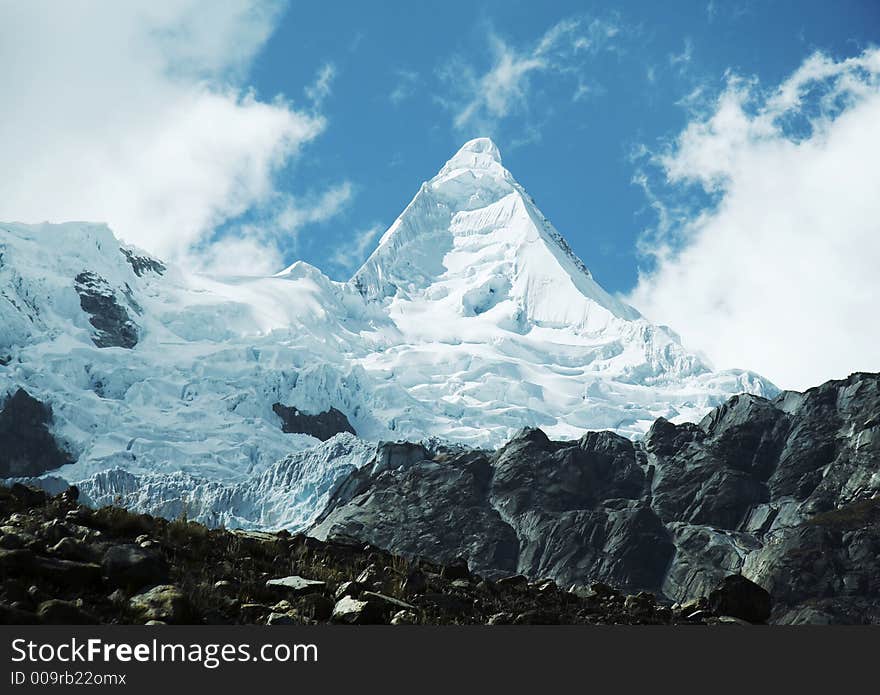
[311,372,880,624]
[0,483,768,626]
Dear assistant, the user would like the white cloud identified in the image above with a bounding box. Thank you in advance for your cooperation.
[274,182,354,233]
[305,63,337,108]
[628,48,880,390]
[439,16,619,134]
[706,1,717,22]
[0,0,343,272]
[329,223,385,274]
[390,69,419,105]
[669,38,694,71]
[196,234,287,276]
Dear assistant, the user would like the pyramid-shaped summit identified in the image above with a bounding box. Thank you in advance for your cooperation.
[345,138,776,441]
[352,137,640,331]
[438,136,504,171]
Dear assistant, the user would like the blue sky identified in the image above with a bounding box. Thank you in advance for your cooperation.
[246,0,880,293]
[1,1,878,388]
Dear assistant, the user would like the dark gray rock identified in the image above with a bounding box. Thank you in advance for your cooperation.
[390,609,419,625]
[308,372,880,623]
[102,544,168,589]
[441,557,470,581]
[312,450,520,578]
[334,580,364,601]
[121,248,166,277]
[49,537,98,562]
[0,548,36,573]
[265,575,326,596]
[0,602,37,624]
[272,403,355,441]
[0,389,72,477]
[74,271,139,348]
[330,596,385,625]
[296,593,334,620]
[708,575,771,624]
[33,556,102,586]
[37,599,98,625]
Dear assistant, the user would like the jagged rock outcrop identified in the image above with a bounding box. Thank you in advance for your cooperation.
[311,372,880,624]
[74,271,139,348]
[0,389,71,477]
[272,403,356,441]
[120,248,165,277]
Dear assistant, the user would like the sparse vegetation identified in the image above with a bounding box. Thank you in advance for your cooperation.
[0,483,751,625]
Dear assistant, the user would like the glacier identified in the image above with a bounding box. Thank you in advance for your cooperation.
[0,138,777,530]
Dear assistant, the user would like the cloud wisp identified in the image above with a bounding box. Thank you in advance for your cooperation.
[628,48,880,390]
[329,223,385,275]
[305,62,337,109]
[0,0,347,275]
[438,16,620,136]
[390,69,420,106]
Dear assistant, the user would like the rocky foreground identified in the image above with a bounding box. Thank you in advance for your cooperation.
[0,483,770,626]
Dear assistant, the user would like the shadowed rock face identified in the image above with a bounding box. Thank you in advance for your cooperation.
[313,431,672,591]
[311,372,880,624]
[272,403,356,441]
[0,389,72,477]
[120,248,165,278]
[74,272,139,349]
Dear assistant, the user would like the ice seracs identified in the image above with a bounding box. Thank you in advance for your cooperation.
[0,140,777,528]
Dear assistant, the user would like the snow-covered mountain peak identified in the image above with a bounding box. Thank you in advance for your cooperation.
[438,137,505,176]
[458,136,502,160]
[2,142,778,519]
[351,139,640,330]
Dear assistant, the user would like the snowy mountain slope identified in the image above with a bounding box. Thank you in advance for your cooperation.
[1,139,776,528]
[347,138,774,442]
[0,221,401,485]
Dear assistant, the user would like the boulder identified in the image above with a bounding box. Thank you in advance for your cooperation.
[356,565,382,587]
[624,592,656,618]
[0,602,38,624]
[0,532,25,550]
[296,594,334,621]
[513,610,560,625]
[266,612,297,625]
[708,575,771,624]
[496,575,529,591]
[33,556,102,586]
[330,596,384,625]
[129,585,191,624]
[402,570,427,596]
[50,537,98,563]
[265,576,326,596]
[361,591,415,611]
[102,544,168,589]
[37,599,98,625]
[334,581,364,601]
[441,558,470,581]
[213,580,237,595]
[390,610,420,625]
